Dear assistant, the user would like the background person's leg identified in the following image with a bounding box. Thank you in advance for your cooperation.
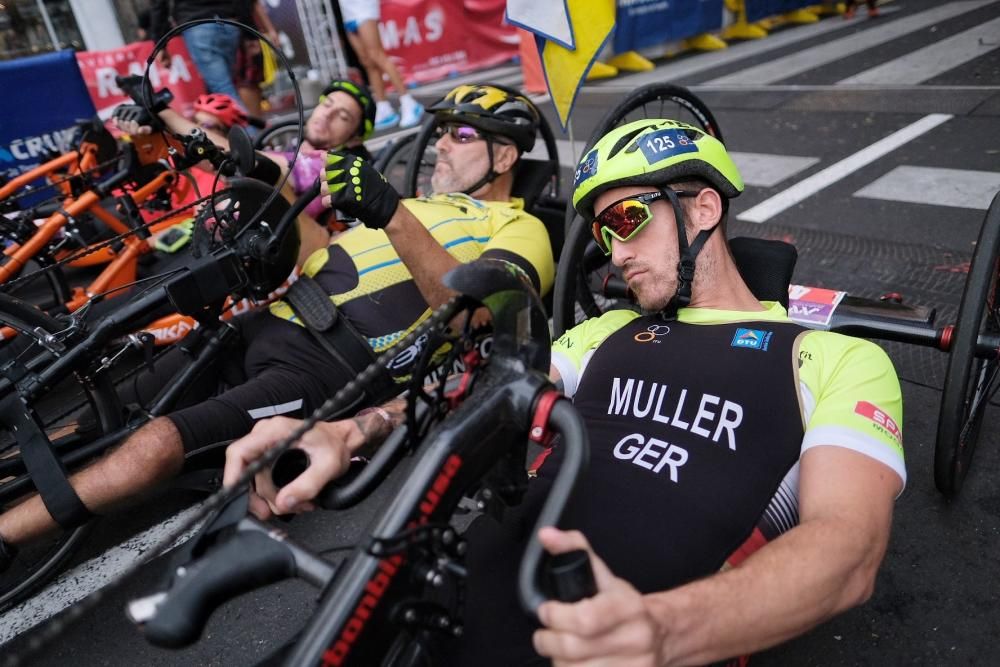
[356,20,423,128]
[182,23,245,103]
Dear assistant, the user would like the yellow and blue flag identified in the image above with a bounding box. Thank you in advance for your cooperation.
[506,0,615,130]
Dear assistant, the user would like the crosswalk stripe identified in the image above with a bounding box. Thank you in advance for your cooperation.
[589,6,902,90]
[854,165,1000,210]
[543,140,820,190]
[0,505,202,646]
[706,0,998,86]
[838,16,1000,85]
[731,153,821,188]
[737,114,953,223]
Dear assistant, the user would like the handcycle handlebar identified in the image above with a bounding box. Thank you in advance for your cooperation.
[115,74,174,113]
[127,261,595,664]
[271,402,424,511]
[127,495,337,648]
[518,397,594,615]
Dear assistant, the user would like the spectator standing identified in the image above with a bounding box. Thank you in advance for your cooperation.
[149,0,254,106]
[235,1,280,118]
[337,0,424,130]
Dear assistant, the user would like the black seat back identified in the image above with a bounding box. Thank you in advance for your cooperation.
[512,158,558,212]
[729,236,797,308]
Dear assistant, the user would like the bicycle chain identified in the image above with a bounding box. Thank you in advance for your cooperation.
[1,294,469,667]
[0,190,219,295]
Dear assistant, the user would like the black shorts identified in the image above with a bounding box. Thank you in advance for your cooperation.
[143,310,361,453]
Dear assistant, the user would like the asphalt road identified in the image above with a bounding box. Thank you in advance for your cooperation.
[3,0,1000,664]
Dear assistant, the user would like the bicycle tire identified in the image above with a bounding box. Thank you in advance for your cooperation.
[934,192,1000,497]
[0,292,122,610]
[375,132,418,195]
[552,83,724,337]
[253,120,301,153]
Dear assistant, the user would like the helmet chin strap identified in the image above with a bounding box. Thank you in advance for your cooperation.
[461,135,501,196]
[658,188,718,322]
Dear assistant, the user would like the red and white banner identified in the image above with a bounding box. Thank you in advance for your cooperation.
[75,41,207,121]
[379,0,519,86]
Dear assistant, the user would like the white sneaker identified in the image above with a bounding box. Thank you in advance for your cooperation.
[399,96,425,128]
[374,103,400,131]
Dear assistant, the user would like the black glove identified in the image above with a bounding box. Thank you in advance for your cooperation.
[111,104,164,132]
[324,150,400,229]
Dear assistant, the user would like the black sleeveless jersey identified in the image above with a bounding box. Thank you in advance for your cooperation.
[537,314,808,593]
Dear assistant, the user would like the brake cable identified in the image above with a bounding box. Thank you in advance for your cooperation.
[0,295,468,667]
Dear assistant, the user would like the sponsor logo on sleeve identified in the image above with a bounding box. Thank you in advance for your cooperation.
[731,328,772,351]
[854,400,902,444]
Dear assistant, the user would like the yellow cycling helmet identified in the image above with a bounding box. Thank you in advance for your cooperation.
[573,118,743,220]
[428,84,540,153]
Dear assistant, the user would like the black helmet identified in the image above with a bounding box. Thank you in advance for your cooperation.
[322,79,377,140]
[428,84,539,153]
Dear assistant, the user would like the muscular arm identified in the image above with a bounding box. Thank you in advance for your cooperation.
[381,203,461,310]
[644,446,900,664]
[535,446,901,665]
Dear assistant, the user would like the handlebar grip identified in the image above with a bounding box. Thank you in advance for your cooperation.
[134,532,296,648]
[271,449,367,509]
[546,550,597,603]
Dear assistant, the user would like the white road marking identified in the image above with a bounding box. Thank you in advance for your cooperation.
[0,505,202,646]
[854,166,1000,210]
[737,114,953,223]
[586,6,902,90]
[731,153,821,188]
[541,141,821,189]
[706,1,998,86]
[839,16,1000,85]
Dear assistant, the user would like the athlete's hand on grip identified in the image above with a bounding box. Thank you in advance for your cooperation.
[223,417,354,520]
[532,527,664,666]
[321,150,400,228]
[111,104,161,135]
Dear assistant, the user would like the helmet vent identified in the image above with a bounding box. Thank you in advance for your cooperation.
[608,125,653,159]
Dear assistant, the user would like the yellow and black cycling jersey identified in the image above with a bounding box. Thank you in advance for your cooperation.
[270,193,554,353]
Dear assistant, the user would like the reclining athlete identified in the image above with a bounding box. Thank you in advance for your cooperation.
[113,78,379,258]
[0,85,554,571]
[222,118,905,666]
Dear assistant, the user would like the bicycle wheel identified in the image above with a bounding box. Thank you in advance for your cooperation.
[374,132,418,194]
[934,192,1000,497]
[0,292,122,610]
[253,119,301,152]
[552,83,724,336]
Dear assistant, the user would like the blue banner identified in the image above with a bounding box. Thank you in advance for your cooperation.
[0,50,96,206]
[614,0,725,53]
[745,0,814,23]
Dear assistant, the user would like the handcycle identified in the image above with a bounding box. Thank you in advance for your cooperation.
[0,82,205,314]
[118,259,595,666]
[0,173,308,609]
[550,81,1000,499]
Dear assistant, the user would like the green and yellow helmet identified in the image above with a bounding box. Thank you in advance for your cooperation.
[572,118,744,220]
[428,84,540,153]
[322,79,377,140]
